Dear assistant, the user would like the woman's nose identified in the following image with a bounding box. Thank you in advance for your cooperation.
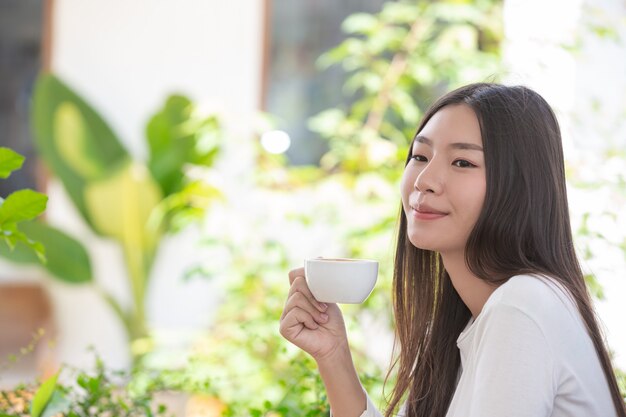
[415,160,442,194]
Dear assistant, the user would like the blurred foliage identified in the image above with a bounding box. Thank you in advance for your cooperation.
[0,221,93,284]
[0,328,48,379]
[0,74,223,357]
[5,0,626,415]
[0,147,48,260]
[564,2,626,304]
[153,0,506,415]
[0,354,171,417]
[255,0,505,330]
[182,0,626,412]
[617,367,626,401]
[567,146,626,398]
[131,239,386,416]
[255,0,505,341]
[308,0,503,177]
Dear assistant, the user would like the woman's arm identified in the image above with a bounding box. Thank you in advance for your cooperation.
[317,343,367,417]
[279,267,375,417]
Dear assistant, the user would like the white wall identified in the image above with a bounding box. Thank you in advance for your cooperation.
[40,0,264,369]
[503,0,626,369]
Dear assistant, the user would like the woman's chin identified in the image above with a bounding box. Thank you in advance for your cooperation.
[408,235,438,252]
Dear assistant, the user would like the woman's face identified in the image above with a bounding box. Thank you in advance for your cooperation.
[400,104,486,255]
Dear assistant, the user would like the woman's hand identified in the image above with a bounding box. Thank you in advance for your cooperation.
[280,267,368,416]
[279,267,349,362]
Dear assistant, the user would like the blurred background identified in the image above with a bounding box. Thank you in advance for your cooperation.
[0,0,625,415]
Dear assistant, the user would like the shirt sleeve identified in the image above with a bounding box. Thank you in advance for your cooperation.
[464,303,556,417]
[359,394,384,417]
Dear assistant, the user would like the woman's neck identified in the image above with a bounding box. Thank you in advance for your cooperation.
[441,251,499,319]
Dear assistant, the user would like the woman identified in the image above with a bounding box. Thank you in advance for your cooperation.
[279,83,626,417]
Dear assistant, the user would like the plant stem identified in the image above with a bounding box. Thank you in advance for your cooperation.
[123,243,154,351]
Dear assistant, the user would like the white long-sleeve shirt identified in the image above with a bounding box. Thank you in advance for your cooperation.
[355,274,618,417]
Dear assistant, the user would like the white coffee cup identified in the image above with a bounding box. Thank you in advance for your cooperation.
[304,258,378,304]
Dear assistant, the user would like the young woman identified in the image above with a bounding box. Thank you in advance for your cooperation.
[279,83,626,417]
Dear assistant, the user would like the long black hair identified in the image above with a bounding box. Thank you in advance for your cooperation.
[387,83,626,417]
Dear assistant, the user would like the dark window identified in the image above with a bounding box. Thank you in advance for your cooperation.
[0,0,43,196]
[265,0,390,165]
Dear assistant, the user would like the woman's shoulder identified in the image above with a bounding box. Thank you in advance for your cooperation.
[497,273,570,302]
[458,274,588,362]
[485,273,579,329]
[497,273,567,299]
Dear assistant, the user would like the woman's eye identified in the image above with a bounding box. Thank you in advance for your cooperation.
[452,159,476,168]
[410,154,427,162]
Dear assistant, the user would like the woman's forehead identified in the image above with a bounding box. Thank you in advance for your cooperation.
[414,104,483,148]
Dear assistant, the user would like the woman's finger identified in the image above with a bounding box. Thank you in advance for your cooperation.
[288,267,305,285]
[288,275,328,312]
[280,306,320,338]
[282,291,329,323]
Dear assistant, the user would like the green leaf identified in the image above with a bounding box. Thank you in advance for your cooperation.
[0,147,25,179]
[54,102,107,178]
[1,224,46,261]
[584,273,605,300]
[380,2,423,24]
[307,109,347,138]
[41,391,71,417]
[316,39,365,70]
[84,162,162,250]
[0,221,93,284]
[31,73,131,233]
[30,372,59,417]
[1,221,19,249]
[0,189,48,225]
[342,13,378,35]
[366,25,407,54]
[148,180,223,234]
[146,95,221,196]
[146,96,194,183]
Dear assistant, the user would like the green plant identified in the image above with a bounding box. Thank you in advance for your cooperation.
[0,328,48,378]
[0,147,47,259]
[134,1,505,414]
[256,0,505,312]
[563,4,626,395]
[308,0,503,176]
[0,74,223,358]
[0,354,171,417]
[133,237,385,417]
[190,0,626,412]
[617,366,626,400]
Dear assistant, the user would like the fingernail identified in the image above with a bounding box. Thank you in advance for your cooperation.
[320,313,329,321]
[319,303,328,310]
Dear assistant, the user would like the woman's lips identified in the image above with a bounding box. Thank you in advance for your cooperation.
[410,206,448,220]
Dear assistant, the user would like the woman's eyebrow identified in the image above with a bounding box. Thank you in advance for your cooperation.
[414,135,483,152]
[413,135,430,146]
